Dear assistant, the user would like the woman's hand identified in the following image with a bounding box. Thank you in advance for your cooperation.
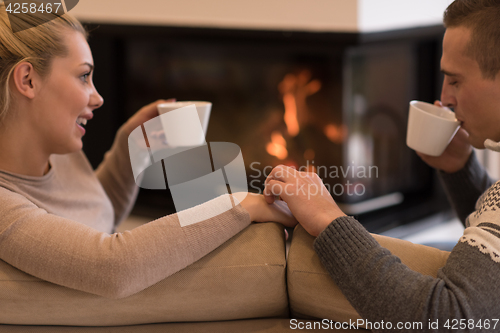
[120,99,175,137]
[263,165,345,236]
[236,192,298,228]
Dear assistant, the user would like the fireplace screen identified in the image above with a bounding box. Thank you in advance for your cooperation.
[85,25,445,225]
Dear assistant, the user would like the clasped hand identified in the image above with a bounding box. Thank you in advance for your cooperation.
[123,101,345,236]
[263,165,346,237]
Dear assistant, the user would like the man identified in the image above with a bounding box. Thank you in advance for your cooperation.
[264,0,500,330]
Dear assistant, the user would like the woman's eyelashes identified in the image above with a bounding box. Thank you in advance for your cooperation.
[80,72,91,83]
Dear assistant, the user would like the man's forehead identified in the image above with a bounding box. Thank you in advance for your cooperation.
[441,27,478,75]
[443,27,471,55]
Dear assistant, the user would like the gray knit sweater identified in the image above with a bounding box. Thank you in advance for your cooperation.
[314,152,500,332]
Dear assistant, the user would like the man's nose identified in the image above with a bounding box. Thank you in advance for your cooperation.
[440,81,456,109]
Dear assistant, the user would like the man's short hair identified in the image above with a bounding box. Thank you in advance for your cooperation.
[444,0,500,80]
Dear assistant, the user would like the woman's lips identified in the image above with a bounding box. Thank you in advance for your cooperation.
[76,114,92,136]
[76,122,86,135]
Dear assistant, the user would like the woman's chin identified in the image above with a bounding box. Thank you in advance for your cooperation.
[53,141,83,155]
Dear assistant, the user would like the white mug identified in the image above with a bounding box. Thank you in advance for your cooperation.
[406,100,461,156]
[157,101,212,147]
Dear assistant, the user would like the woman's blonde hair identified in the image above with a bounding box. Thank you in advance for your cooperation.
[0,3,86,122]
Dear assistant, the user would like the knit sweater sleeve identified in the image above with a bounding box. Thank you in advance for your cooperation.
[438,150,494,225]
[314,216,500,333]
[95,126,138,227]
[0,189,251,299]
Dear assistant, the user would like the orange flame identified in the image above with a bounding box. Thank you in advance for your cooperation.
[266,131,288,160]
[324,124,348,144]
[283,93,299,137]
[279,70,322,137]
[303,148,315,161]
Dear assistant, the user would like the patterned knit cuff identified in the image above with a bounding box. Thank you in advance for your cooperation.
[314,216,379,270]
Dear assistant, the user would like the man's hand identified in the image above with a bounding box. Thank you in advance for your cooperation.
[263,165,345,236]
[416,101,472,173]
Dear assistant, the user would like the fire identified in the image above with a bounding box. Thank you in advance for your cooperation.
[266,131,288,160]
[324,124,348,144]
[303,148,315,161]
[278,70,321,137]
[283,93,299,137]
[266,70,330,163]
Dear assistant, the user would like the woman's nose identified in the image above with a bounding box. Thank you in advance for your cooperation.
[90,87,104,110]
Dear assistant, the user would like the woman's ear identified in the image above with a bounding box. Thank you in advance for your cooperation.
[11,62,37,99]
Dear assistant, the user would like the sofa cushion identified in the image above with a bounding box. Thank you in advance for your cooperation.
[287,224,450,323]
[287,224,362,323]
[0,222,288,326]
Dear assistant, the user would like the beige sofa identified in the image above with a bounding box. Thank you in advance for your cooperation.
[0,223,368,332]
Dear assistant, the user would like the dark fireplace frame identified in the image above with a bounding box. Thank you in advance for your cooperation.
[82,23,450,232]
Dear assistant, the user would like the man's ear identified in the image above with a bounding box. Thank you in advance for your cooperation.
[11,62,38,99]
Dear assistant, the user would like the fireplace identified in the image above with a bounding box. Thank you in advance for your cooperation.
[82,24,450,232]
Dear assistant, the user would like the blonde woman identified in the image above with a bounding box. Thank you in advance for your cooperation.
[0,7,296,298]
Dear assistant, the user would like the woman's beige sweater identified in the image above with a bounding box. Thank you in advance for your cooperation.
[0,129,251,299]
